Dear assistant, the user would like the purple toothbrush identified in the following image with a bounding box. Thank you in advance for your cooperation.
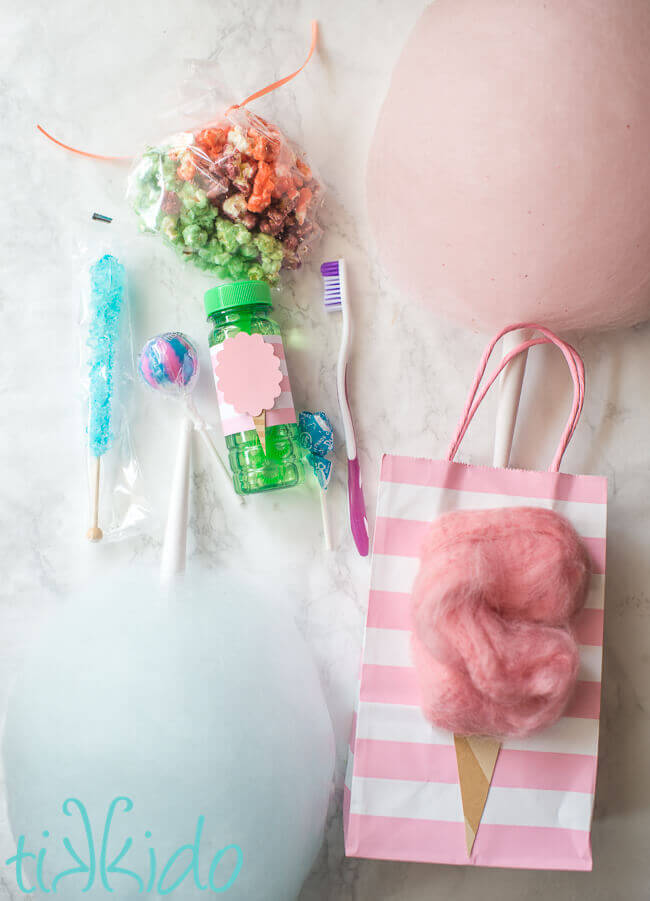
[320,259,369,556]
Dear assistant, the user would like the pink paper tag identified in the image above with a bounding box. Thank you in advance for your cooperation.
[210,334,297,437]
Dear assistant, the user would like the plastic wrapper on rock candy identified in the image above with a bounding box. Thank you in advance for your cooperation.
[127,108,324,285]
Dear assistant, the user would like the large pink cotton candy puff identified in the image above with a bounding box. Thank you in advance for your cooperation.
[368,0,650,332]
[410,507,591,738]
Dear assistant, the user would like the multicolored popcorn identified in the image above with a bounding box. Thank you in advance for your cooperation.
[127,108,323,284]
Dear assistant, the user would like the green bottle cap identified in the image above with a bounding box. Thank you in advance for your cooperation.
[204,280,273,317]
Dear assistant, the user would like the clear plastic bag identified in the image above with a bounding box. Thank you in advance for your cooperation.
[126,19,323,286]
[79,246,152,541]
[127,107,324,285]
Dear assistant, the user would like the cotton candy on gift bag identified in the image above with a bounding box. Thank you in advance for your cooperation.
[345,327,607,870]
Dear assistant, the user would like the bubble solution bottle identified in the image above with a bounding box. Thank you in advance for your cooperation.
[205,280,305,495]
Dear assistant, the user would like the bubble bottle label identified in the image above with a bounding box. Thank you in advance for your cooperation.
[210,335,297,437]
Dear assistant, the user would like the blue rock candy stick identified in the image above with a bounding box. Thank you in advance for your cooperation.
[87,255,127,458]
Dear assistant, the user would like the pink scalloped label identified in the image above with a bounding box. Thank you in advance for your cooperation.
[210,334,297,437]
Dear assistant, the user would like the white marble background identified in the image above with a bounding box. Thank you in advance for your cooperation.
[2,0,650,898]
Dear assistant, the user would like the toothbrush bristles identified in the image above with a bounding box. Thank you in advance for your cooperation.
[320,260,343,311]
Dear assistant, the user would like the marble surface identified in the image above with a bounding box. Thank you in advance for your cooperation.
[3,1,650,898]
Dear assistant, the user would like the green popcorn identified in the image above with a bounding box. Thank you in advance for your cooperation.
[261,255,282,278]
[209,240,232,267]
[182,224,208,248]
[239,242,259,260]
[245,263,265,281]
[215,218,240,254]
[253,233,281,257]
[197,238,230,267]
[180,182,208,209]
[233,222,253,246]
[227,256,248,280]
[161,153,179,184]
[194,206,218,229]
[161,216,179,242]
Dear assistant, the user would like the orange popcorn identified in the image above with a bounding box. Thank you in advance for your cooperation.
[195,127,228,159]
[176,151,197,182]
[248,128,280,163]
[295,187,313,225]
[248,161,275,213]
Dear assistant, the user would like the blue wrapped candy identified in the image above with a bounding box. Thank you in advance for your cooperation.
[298,411,334,458]
[306,453,332,490]
[298,411,334,549]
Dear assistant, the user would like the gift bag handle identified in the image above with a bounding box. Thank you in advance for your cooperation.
[447,323,585,473]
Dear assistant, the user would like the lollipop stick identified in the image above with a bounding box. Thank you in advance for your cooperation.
[86,456,103,542]
[160,415,193,583]
[319,488,332,551]
[195,426,244,505]
[185,398,243,505]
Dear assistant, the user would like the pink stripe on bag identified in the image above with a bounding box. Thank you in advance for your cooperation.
[353,739,597,793]
[573,609,605,646]
[566,681,602,719]
[219,406,297,434]
[381,456,607,504]
[346,815,592,870]
[366,591,411,630]
[360,664,601,718]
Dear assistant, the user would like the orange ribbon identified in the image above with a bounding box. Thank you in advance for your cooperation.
[227,20,318,112]
[36,124,131,162]
[37,21,319,161]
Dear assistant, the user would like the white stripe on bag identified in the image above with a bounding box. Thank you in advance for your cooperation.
[355,700,600,756]
[376,481,607,538]
[350,776,594,831]
[369,555,606,611]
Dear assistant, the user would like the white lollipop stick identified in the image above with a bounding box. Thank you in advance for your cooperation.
[185,399,243,505]
[319,488,332,552]
[160,415,193,583]
[492,327,533,468]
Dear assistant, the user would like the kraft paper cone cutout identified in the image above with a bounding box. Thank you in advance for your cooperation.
[214,332,283,456]
[454,735,501,856]
[253,412,267,454]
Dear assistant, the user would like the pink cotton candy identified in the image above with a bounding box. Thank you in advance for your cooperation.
[411,507,590,738]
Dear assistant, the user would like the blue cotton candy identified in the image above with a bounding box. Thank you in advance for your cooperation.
[87,255,127,457]
[3,566,334,900]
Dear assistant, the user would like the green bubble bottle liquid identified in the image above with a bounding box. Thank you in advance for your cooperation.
[205,280,305,495]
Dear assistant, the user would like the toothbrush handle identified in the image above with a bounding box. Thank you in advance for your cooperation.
[347,457,369,557]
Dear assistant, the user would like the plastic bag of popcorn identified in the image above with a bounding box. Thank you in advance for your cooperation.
[126,39,323,286]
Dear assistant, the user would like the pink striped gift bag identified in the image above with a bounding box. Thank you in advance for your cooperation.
[344,324,607,871]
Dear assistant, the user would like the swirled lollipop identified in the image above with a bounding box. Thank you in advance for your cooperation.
[138,333,239,578]
[138,333,199,395]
